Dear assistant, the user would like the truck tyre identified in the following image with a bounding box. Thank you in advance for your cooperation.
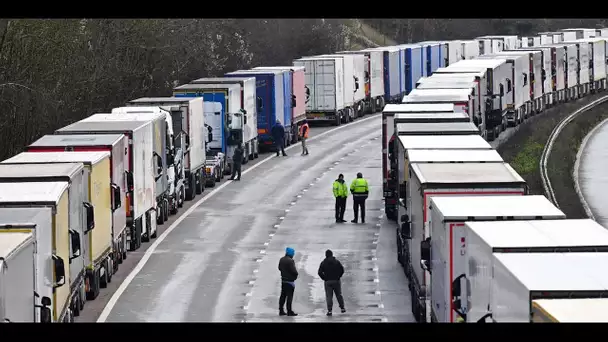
[100,264,108,289]
[163,199,169,222]
[107,259,113,283]
[79,292,85,311]
[195,172,203,195]
[334,111,342,126]
[215,170,222,182]
[179,187,185,207]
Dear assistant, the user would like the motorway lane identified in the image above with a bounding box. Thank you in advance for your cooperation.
[244,131,414,322]
[96,113,413,322]
[75,117,379,322]
[577,118,608,228]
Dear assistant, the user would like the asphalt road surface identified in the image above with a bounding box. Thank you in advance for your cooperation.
[80,113,414,322]
[578,118,608,228]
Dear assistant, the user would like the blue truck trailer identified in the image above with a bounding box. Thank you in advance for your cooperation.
[394,44,425,96]
[225,69,292,150]
[419,41,444,76]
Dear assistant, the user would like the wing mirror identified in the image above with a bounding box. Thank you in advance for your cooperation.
[400,215,411,239]
[420,237,431,271]
[83,202,94,232]
[69,230,81,260]
[111,183,121,211]
[52,254,66,288]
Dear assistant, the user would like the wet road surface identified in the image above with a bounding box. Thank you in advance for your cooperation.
[578,118,608,228]
[96,114,414,322]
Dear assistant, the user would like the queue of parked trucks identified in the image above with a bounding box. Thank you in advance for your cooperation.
[2,26,608,322]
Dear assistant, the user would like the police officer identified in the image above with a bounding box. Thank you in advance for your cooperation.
[333,174,348,223]
[350,172,369,224]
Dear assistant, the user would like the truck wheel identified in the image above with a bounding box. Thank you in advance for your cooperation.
[107,259,113,283]
[79,291,85,311]
[163,199,169,222]
[215,170,222,182]
[100,266,108,289]
[178,187,185,207]
[195,173,203,195]
[186,174,196,200]
[334,112,341,126]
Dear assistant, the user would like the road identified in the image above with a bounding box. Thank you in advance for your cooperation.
[79,113,414,322]
[577,118,608,228]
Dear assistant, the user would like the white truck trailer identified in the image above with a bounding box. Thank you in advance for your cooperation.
[293,56,349,125]
[402,88,477,121]
[126,97,207,202]
[337,50,385,113]
[395,122,480,137]
[481,252,608,322]
[0,231,36,322]
[26,134,129,268]
[561,28,597,40]
[394,135,493,275]
[0,163,89,317]
[401,162,527,323]
[425,195,567,323]
[478,53,531,125]
[2,152,114,304]
[465,218,608,323]
[382,103,457,221]
[436,59,512,140]
[543,42,580,101]
[569,40,591,96]
[56,119,157,250]
[317,53,366,118]
[0,182,72,322]
[532,298,608,322]
[110,107,184,216]
[505,49,546,111]
[460,41,480,60]
[575,38,608,92]
[82,113,171,225]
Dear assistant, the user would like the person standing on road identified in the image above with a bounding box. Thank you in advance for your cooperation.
[299,120,310,155]
[333,174,348,223]
[318,249,346,316]
[350,172,369,224]
[229,143,244,181]
[271,119,287,157]
[278,247,298,316]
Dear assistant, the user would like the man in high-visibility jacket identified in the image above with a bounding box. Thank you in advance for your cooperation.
[350,172,369,224]
[299,120,310,156]
[333,173,348,223]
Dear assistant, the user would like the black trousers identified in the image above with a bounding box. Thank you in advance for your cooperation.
[353,197,366,222]
[324,280,345,311]
[279,282,295,312]
[230,163,241,180]
[275,140,286,156]
[335,197,346,221]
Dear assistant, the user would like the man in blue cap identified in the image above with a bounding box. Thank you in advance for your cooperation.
[278,247,298,316]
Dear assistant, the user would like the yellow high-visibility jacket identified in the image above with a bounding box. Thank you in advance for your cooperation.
[333,180,348,198]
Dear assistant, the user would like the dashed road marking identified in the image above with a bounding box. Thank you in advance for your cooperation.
[259,250,266,254]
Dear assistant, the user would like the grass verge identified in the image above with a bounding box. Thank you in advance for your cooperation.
[498,92,608,209]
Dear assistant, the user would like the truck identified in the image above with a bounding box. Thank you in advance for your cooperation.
[575,38,607,92]
[55,119,157,250]
[570,39,591,96]
[478,53,531,125]
[507,48,552,109]
[479,252,608,322]
[0,162,89,316]
[436,41,462,66]
[0,182,76,322]
[361,46,403,104]
[424,195,567,323]
[400,162,527,322]
[477,35,519,51]
[336,50,385,113]
[543,42,580,101]
[532,298,608,322]
[381,103,457,221]
[538,44,568,103]
[418,42,445,75]
[225,69,294,145]
[81,113,170,224]
[393,44,425,93]
[0,231,36,322]
[110,107,183,216]
[126,97,208,202]
[2,151,115,304]
[292,57,347,126]
[173,83,255,176]
[402,88,477,122]
[520,36,541,48]
[26,134,129,268]
[394,122,479,137]
[316,54,366,118]
[436,59,512,140]
[460,40,480,60]
[561,28,598,40]
[252,66,308,141]
[406,148,503,164]
[464,218,608,323]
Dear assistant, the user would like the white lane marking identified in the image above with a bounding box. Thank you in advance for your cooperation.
[274,224,280,228]
[264,242,269,246]
[97,114,380,322]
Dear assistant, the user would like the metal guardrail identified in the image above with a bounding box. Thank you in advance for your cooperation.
[540,95,608,209]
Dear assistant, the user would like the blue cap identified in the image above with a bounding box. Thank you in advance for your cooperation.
[285,247,295,257]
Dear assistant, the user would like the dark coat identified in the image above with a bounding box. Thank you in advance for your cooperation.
[278,255,298,282]
[232,146,244,166]
[271,122,285,142]
[318,256,345,281]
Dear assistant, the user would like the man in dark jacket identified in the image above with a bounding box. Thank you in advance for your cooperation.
[278,247,298,316]
[270,119,287,157]
[318,249,346,316]
[229,144,244,181]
